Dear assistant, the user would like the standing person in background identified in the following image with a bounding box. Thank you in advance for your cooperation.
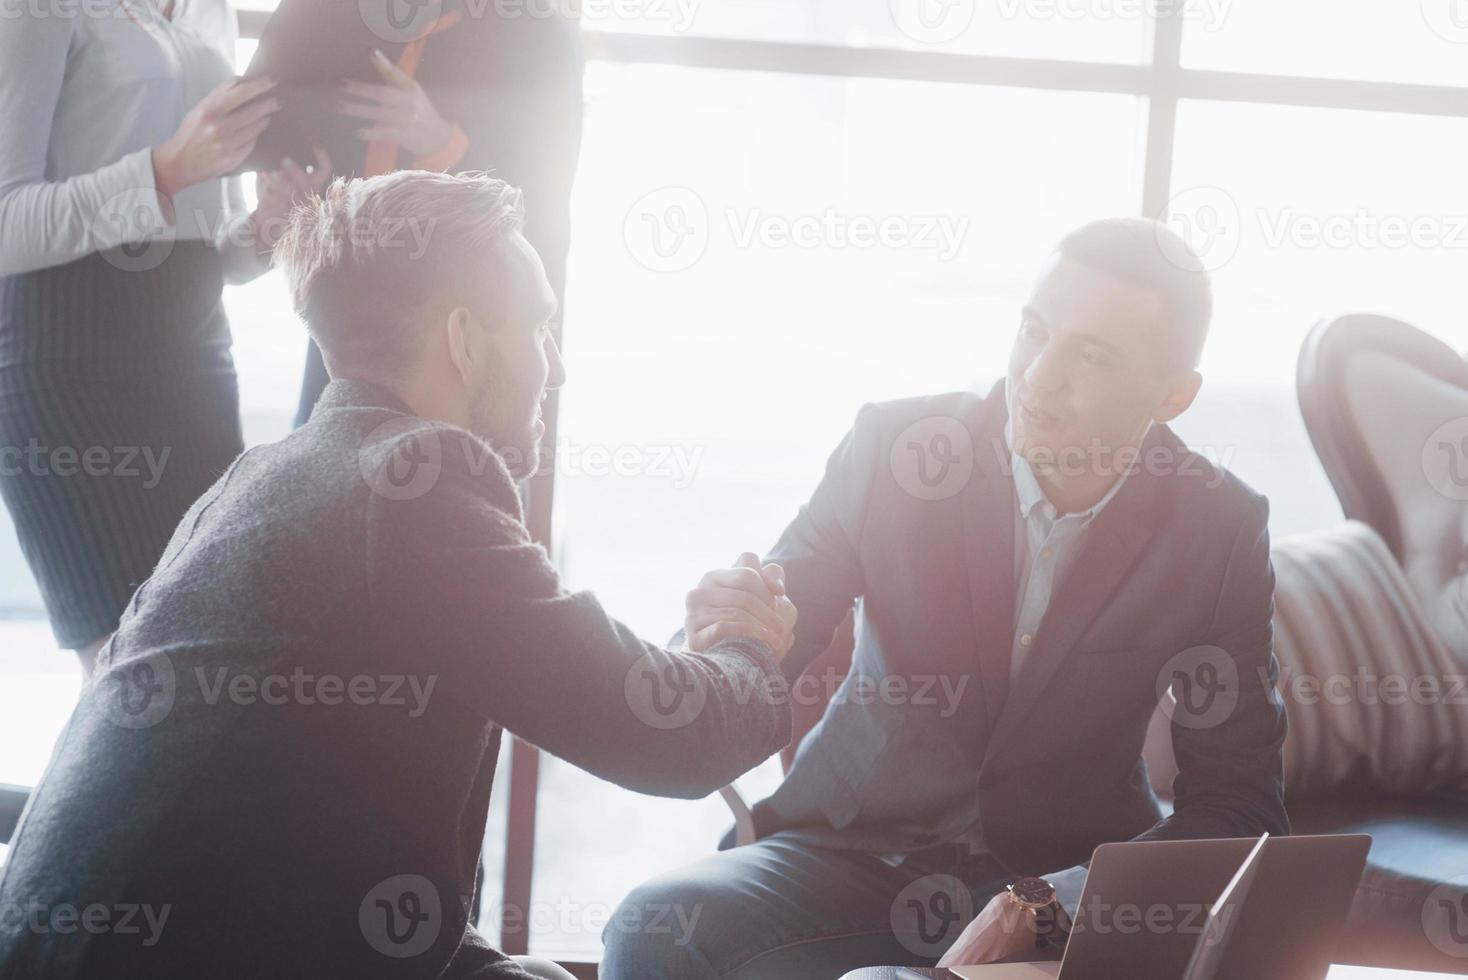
[293,0,583,428]
[0,0,330,672]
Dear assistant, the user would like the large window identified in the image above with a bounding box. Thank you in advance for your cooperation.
[536,61,1140,956]
[6,0,1468,961]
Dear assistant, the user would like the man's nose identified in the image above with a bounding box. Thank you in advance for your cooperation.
[545,330,567,391]
[1024,342,1066,394]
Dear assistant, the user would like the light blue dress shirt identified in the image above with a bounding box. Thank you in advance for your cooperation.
[1007,418,1134,685]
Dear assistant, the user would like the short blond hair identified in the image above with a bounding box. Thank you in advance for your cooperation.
[274,169,525,378]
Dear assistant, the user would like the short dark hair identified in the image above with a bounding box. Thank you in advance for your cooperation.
[1054,217,1213,373]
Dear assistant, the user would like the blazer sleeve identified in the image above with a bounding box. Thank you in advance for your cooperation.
[764,403,880,683]
[1136,494,1290,843]
[363,426,792,800]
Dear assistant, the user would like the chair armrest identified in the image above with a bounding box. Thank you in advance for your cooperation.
[718,783,757,847]
[0,783,30,845]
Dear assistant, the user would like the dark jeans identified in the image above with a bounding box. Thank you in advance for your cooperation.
[600,833,1012,980]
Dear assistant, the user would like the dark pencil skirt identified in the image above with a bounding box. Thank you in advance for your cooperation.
[0,242,244,649]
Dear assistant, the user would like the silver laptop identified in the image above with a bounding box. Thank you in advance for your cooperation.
[934,833,1370,980]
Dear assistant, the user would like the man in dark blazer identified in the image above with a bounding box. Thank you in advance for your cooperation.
[602,217,1288,978]
[0,171,795,979]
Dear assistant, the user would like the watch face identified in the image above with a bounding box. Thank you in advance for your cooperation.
[1010,876,1055,907]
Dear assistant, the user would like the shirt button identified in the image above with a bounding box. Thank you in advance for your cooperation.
[1040,548,1053,560]
[1021,633,1033,646]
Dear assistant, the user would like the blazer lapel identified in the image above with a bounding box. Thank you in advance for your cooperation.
[982,425,1168,763]
[961,392,1018,735]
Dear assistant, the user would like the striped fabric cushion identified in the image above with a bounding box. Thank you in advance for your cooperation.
[1145,520,1468,799]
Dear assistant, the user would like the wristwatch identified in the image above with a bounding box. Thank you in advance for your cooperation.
[1006,876,1069,949]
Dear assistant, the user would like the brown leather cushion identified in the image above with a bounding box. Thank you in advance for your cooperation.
[1145,520,1468,799]
[1346,350,1468,657]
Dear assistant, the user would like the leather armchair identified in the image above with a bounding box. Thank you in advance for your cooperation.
[1146,313,1468,972]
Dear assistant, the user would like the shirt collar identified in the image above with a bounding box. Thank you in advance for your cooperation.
[1003,414,1141,528]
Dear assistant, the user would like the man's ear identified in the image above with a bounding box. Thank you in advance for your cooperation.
[1152,369,1202,424]
[444,305,476,385]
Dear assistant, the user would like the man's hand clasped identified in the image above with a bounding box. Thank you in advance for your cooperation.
[685,552,798,662]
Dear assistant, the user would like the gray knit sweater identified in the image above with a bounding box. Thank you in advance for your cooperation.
[0,379,791,979]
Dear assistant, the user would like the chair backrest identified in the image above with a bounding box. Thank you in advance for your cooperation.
[0,783,28,845]
[1297,313,1468,656]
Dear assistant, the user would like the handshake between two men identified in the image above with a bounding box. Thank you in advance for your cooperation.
[684,552,799,662]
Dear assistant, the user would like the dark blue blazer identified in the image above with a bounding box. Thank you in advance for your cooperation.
[735,379,1289,876]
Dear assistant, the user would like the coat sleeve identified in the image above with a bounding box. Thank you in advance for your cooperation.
[363,425,792,800]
